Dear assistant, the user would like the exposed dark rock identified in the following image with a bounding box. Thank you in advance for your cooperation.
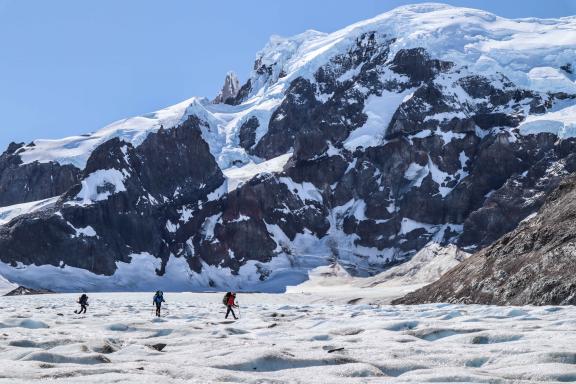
[0,116,224,276]
[213,72,241,104]
[389,48,453,84]
[147,343,167,352]
[396,174,576,305]
[185,173,330,276]
[255,32,395,161]
[5,286,54,296]
[253,77,322,159]
[136,116,223,205]
[228,79,252,105]
[386,83,452,139]
[458,135,576,249]
[239,116,259,150]
[0,143,80,207]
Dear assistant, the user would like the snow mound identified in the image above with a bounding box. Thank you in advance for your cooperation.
[287,263,355,294]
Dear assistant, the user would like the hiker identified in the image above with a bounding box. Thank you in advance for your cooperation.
[153,291,165,317]
[77,293,88,314]
[223,291,238,320]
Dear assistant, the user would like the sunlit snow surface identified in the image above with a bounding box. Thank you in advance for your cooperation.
[0,293,574,383]
[223,153,292,192]
[0,197,58,226]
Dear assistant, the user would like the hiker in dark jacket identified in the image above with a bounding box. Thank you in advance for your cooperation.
[153,291,165,317]
[224,292,238,320]
[77,294,88,314]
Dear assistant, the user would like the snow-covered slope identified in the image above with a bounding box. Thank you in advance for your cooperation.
[19,98,198,168]
[0,273,16,296]
[249,3,576,93]
[16,95,280,172]
[357,243,470,289]
[0,197,58,225]
[223,152,292,192]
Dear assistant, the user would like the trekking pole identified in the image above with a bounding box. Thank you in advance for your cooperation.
[237,301,241,319]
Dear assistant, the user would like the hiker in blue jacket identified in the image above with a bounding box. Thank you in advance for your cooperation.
[153,291,165,317]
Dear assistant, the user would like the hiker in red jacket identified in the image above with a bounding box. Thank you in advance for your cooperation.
[224,292,238,320]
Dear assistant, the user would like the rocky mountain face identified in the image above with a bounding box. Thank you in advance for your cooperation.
[0,142,80,207]
[0,4,575,294]
[395,175,576,305]
[0,117,223,277]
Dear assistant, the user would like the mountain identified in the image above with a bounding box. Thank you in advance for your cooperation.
[0,3,575,293]
[395,174,576,305]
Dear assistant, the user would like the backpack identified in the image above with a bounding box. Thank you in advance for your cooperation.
[222,292,231,306]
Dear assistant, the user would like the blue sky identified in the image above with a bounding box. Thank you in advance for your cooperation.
[0,0,575,150]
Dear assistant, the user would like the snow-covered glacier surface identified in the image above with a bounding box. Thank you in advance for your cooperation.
[0,292,575,383]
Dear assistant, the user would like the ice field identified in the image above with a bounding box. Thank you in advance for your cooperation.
[0,293,575,383]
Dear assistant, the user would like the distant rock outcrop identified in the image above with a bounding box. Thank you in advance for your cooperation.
[5,286,54,296]
[213,71,241,104]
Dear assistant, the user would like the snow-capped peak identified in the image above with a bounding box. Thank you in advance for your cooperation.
[11,4,576,171]
[241,2,576,99]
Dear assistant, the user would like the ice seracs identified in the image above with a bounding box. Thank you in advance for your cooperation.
[519,104,576,139]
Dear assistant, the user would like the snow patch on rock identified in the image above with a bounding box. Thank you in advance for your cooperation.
[0,197,59,225]
[223,153,291,192]
[74,169,127,204]
[519,104,576,139]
